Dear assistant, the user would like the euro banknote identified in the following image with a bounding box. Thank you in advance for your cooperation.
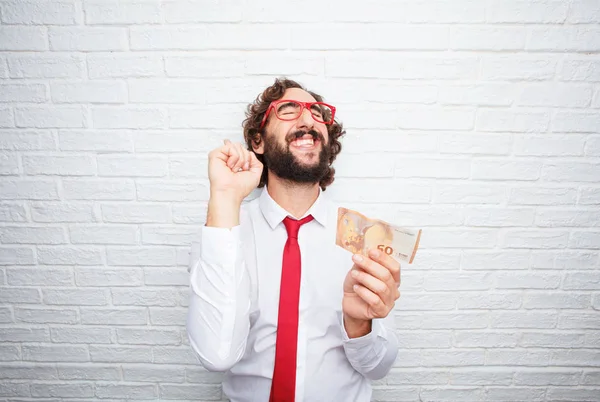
[335,207,422,264]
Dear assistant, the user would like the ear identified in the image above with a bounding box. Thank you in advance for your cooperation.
[252,133,264,155]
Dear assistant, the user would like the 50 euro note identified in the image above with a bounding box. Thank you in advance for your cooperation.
[335,207,422,264]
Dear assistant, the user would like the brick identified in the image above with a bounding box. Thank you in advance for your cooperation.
[536,209,600,227]
[31,383,94,398]
[153,346,199,364]
[434,183,505,204]
[0,152,19,175]
[579,187,600,205]
[519,83,593,107]
[454,331,518,348]
[15,307,78,324]
[570,231,600,249]
[524,293,591,309]
[159,384,221,400]
[587,136,600,155]
[80,308,147,325]
[169,157,208,179]
[421,350,485,367]
[92,107,166,129]
[7,54,84,78]
[533,251,599,269]
[37,246,103,265]
[420,229,497,249]
[75,267,143,287]
[0,106,14,127]
[31,202,96,223]
[582,371,600,385]
[97,155,168,177]
[164,0,242,22]
[130,25,288,50]
[476,109,549,132]
[169,105,244,129]
[51,81,127,104]
[385,369,448,386]
[472,160,540,181]
[133,131,223,153]
[0,328,50,343]
[558,312,600,329]
[43,288,108,306]
[487,0,568,22]
[15,106,86,128]
[509,186,577,205]
[326,54,479,80]
[564,272,600,289]
[528,27,600,52]
[491,312,557,329]
[514,134,586,156]
[393,157,470,179]
[552,111,600,132]
[449,368,513,385]
[49,27,127,51]
[87,54,163,78]
[141,226,199,246]
[59,130,133,152]
[450,26,526,50]
[457,293,521,310]
[395,331,452,348]
[63,179,135,200]
[51,327,112,344]
[149,308,187,326]
[69,225,137,245]
[0,382,30,397]
[546,388,600,401]
[185,367,224,384]
[0,364,56,380]
[85,1,161,24]
[0,307,12,323]
[398,293,458,311]
[501,230,569,248]
[89,346,152,363]
[520,332,586,348]
[117,328,181,345]
[23,345,88,362]
[95,384,157,399]
[292,24,449,51]
[0,345,20,361]
[568,0,600,23]
[106,247,176,267]
[397,107,474,130]
[0,1,78,24]
[57,365,120,381]
[487,349,551,366]
[0,287,41,303]
[123,365,185,383]
[0,131,55,151]
[561,57,600,81]
[424,272,493,291]
[496,272,561,290]
[485,387,545,401]
[112,288,178,306]
[438,83,515,106]
[128,79,207,104]
[23,155,96,176]
[7,267,72,286]
[166,55,244,78]
[0,27,47,50]
[412,251,461,271]
[101,203,170,224]
[464,208,534,227]
[483,56,559,81]
[136,181,208,202]
[372,386,420,401]
[396,312,488,330]
[0,247,34,265]
[551,349,600,366]
[0,84,47,103]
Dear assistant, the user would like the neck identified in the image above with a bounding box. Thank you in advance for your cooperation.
[266,171,320,219]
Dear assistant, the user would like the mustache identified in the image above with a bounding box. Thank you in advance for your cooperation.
[286,130,324,143]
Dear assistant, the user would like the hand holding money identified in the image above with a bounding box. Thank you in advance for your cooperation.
[335,207,422,264]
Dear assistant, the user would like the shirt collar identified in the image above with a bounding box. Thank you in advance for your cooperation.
[259,185,329,229]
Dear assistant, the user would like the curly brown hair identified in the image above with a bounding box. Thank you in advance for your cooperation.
[242,77,346,191]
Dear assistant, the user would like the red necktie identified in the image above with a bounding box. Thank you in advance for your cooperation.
[270,215,314,402]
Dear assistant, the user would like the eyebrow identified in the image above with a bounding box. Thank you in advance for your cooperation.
[276,102,299,112]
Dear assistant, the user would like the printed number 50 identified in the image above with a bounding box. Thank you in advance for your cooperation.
[377,245,393,255]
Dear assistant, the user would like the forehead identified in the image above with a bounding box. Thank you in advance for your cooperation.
[280,87,317,103]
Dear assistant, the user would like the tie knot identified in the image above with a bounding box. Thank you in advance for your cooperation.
[283,215,313,239]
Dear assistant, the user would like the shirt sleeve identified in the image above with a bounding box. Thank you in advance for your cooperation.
[340,312,399,380]
[186,224,251,372]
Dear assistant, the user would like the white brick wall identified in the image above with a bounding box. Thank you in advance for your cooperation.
[0,0,599,401]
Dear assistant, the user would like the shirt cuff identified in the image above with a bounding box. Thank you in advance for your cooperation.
[200,225,241,266]
[340,313,386,345]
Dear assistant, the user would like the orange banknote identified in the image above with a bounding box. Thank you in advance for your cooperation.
[335,207,422,264]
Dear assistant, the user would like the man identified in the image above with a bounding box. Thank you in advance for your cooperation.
[187,78,400,401]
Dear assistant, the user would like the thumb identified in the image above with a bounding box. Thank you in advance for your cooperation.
[248,151,263,172]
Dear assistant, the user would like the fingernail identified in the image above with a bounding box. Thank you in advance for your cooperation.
[353,254,363,262]
[353,285,359,291]
[244,162,249,170]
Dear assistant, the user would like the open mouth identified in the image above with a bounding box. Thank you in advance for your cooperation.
[291,135,319,150]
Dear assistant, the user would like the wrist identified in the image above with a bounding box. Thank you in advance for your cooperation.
[206,192,242,228]
[343,313,372,339]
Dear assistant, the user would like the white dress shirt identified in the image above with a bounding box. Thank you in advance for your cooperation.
[187,187,399,402]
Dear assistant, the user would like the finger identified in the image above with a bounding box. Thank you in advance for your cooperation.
[351,270,389,298]
[368,248,401,286]
[352,254,394,288]
[248,151,263,172]
[225,143,240,170]
[232,143,247,171]
[352,284,387,318]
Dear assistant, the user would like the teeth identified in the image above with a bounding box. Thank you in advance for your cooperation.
[294,138,314,147]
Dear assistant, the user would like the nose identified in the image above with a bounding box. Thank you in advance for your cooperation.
[296,106,315,130]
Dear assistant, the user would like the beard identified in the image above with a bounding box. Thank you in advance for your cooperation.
[262,129,331,185]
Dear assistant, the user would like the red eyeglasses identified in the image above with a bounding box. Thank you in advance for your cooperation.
[259,99,336,130]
